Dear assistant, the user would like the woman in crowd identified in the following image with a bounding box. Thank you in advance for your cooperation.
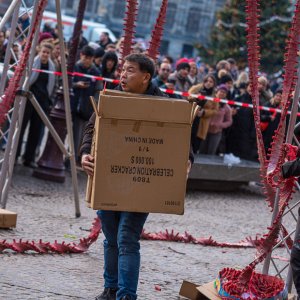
[199,84,232,155]
[189,74,218,153]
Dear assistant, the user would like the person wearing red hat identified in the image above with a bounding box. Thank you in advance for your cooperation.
[168,61,192,92]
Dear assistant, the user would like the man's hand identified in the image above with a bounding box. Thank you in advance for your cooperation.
[187,160,192,179]
[81,154,94,176]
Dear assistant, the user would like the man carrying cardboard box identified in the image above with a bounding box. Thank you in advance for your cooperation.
[80,53,193,300]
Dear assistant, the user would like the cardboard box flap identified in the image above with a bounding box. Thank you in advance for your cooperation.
[179,281,220,300]
[99,94,194,124]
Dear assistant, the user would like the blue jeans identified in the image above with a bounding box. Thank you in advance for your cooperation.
[97,210,148,300]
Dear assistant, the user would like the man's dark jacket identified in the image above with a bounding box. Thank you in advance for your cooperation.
[79,83,194,162]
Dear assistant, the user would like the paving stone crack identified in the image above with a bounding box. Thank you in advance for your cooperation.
[1,282,85,299]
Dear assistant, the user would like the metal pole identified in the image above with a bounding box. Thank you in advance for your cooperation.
[0,2,41,208]
[0,0,20,32]
[55,0,81,218]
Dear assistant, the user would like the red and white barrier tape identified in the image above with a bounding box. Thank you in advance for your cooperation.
[31,68,298,116]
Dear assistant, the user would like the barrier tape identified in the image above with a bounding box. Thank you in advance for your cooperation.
[31,68,299,117]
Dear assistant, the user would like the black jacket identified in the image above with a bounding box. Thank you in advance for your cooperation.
[80,83,194,162]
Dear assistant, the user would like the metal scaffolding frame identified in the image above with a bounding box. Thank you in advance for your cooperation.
[0,0,80,217]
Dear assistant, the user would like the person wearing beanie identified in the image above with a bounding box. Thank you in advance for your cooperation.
[219,73,234,99]
[168,61,192,92]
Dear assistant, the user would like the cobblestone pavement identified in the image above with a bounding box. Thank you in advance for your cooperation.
[0,165,299,299]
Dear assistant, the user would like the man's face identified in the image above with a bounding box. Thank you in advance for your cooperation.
[178,67,189,78]
[80,54,93,68]
[120,60,150,94]
[158,63,171,80]
[39,46,51,63]
[100,33,107,42]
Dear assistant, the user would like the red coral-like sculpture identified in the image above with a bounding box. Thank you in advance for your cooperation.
[119,0,138,68]
[147,0,168,60]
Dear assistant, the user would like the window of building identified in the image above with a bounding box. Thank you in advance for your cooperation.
[113,0,126,19]
[186,7,201,32]
[165,3,177,29]
[137,0,152,24]
[66,0,73,9]
[160,40,169,55]
[181,44,194,58]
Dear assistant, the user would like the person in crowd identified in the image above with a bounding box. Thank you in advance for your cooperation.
[261,88,282,153]
[219,73,234,100]
[9,43,20,65]
[168,61,192,92]
[80,53,193,300]
[0,30,7,62]
[188,60,199,85]
[17,42,56,167]
[234,71,249,99]
[199,84,232,155]
[197,63,208,83]
[226,83,257,161]
[97,31,113,49]
[72,45,101,163]
[227,57,239,81]
[18,12,30,33]
[101,51,119,90]
[189,74,217,153]
[152,62,172,88]
[258,75,273,106]
[161,55,174,67]
[213,59,230,84]
[94,47,105,73]
[105,44,117,52]
[161,78,182,99]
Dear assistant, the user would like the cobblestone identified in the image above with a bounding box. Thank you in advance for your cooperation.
[0,165,298,299]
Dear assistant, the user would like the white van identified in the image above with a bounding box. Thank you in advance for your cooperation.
[39,11,117,43]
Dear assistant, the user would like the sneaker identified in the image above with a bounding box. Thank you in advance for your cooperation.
[95,288,118,300]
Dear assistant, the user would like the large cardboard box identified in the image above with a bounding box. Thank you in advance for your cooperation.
[0,208,17,228]
[87,90,195,214]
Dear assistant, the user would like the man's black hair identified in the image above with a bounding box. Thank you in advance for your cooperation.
[124,53,155,79]
[81,45,95,57]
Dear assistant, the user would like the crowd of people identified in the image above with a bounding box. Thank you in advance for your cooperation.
[0,16,286,167]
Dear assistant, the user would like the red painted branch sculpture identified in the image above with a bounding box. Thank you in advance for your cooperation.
[147,0,168,60]
[119,0,138,68]
[216,0,300,298]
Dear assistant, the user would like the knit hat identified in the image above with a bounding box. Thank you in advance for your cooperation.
[175,57,189,67]
[38,32,53,44]
[217,84,228,93]
[176,62,190,72]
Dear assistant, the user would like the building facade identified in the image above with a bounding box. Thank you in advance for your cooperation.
[58,0,226,59]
